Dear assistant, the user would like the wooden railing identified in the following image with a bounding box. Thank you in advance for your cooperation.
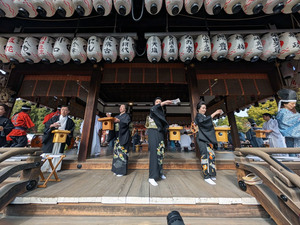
[235,147,300,225]
[0,147,42,211]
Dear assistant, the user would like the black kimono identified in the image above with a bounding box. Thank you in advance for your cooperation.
[195,113,217,179]
[147,104,169,180]
[0,115,14,147]
[109,113,131,175]
[42,115,75,153]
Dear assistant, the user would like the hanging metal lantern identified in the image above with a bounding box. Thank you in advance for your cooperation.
[204,0,225,15]
[165,0,183,16]
[73,0,93,16]
[282,0,300,13]
[294,33,300,60]
[262,0,284,14]
[53,0,75,17]
[242,0,263,14]
[5,37,25,64]
[211,34,228,61]
[119,36,135,62]
[53,37,71,65]
[87,36,103,63]
[227,34,245,62]
[145,0,162,15]
[278,32,299,61]
[195,34,211,62]
[0,0,18,17]
[224,0,242,14]
[179,35,194,64]
[0,37,9,63]
[32,0,56,17]
[14,0,38,18]
[243,34,263,62]
[21,37,40,64]
[70,37,87,64]
[92,0,112,16]
[113,0,131,16]
[102,36,118,63]
[147,36,161,63]
[38,36,56,64]
[260,33,280,62]
[162,35,178,62]
[184,0,203,14]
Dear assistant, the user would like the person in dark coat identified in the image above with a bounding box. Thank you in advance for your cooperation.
[0,104,14,147]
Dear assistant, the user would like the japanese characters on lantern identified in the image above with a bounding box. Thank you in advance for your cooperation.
[87,36,103,63]
[70,37,88,64]
[147,36,162,63]
[38,36,56,64]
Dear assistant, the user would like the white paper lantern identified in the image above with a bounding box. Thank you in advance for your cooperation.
[227,34,245,62]
[53,0,75,17]
[294,33,300,60]
[224,0,242,14]
[145,0,162,14]
[211,34,228,61]
[278,32,299,60]
[184,0,203,14]
[262,0,284,14]
[53,37,71,65]
[243,34,263,62]
[92,0,112,15]
[0,0,18,17]
[102,36,118,63]
[70,37,87,64]
[242,0,263,14]
[73,0,93,16]
[195,34,211,62]
[21,37,40,64]
[87,36,103,63]
[13,0,38,17]
[179,35,194,64]
[280,61,294,79]
[162,35,178,62]
[113,0,131,16]
[260,33,280,62]
[204,0,225,15]
[147,36,161,63]
[5,37,25,64]
[282,0,300,13]
[0,37,9,63]
[38,36,56,64]
[32,0,56,17]
[119,36,135,62]
[165,0,183,16]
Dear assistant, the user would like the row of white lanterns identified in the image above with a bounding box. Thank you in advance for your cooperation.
[0,0,299,18]
[0,32,299,65]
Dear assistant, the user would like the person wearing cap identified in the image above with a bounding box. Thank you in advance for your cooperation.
[276,89,300,149]
[43,106,61,124]
[0,104,14,147]
[245,118,264,148]
[6,104,35,147]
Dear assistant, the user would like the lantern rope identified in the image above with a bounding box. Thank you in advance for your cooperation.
[131,0,145,22]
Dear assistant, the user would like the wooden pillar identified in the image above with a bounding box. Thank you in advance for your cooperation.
[227,111,241,149]
[78,65,102,162]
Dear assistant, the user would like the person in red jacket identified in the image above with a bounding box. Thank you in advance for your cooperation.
[7,105,35,147]
[43,106,61,124]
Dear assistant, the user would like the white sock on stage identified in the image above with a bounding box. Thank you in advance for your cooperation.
[149,178,158,186]
[204,178,216,185]
[116,174,123,177]
[161,175,166,180]
[211,177,216,181]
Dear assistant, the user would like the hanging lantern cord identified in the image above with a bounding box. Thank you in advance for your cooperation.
[131,0,145,22]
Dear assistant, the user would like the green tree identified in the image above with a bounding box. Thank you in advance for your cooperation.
[216,116,249,133]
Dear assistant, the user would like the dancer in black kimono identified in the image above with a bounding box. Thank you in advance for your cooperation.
[0,104,14,147]
[146,97,172,186]
[110,104,131,177]
[195,101,223,185]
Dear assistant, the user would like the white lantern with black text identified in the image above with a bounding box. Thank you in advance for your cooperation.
[93,0,112,15]
[0,37,9,63]
[70,37,87,64]
[119,36,135,62]
[5,37,25,64]
[145,0,162,15]
[278,32,299,61]
[260,33,280,62]
[162,35,178,62]
[224,0,242,14]
[0,0,18,17]
[114,0,131,16]
[184,0,203,14]
[102,36,118,63]
[53,37,71,65]
[262,0,284,14]
[211,34,228,61]
[280,61,294,79]
[243,34,263,62]
[179,35,194,64]
[21,37,40,64]
[38,36,56,64]
[87,36,103,63]
[242,0,263,14]
[32,0,56,17]
[53,0,75,17]
[282,0,300,13]
[227,34,245,62]
[204,0,225,15]
[73,0,93,16]
[147,36,161,63]
[294,33,300,60]
[195,34,211,62]
[165,0,183,16]
[14,0,38,17]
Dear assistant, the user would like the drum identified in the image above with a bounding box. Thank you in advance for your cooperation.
[30,134,43,147]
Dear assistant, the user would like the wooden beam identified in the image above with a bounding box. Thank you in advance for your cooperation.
[227,111,241,149]
[78,65,102,162]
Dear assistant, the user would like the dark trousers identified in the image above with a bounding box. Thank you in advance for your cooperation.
[196,139,216,179]
[10,135,28,147]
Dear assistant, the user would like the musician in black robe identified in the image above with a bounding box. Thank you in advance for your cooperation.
[195,101,223,185]
[109,104,131,176]
[0,104,14,147]
[42,106,75,153]
[146,97,172,186]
